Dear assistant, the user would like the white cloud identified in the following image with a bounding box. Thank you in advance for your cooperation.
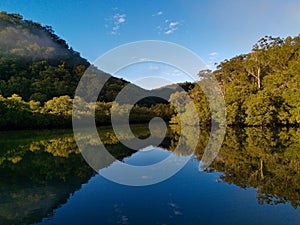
[163,21,180,35]
[209,52,218,57]
[154,11,181,35]
[171,69,183,77]
[164,21,179,35]
[106,13,127,35]
[162,69,185,77]
[169,22,179,27]
[117,17,126,24]
[153,11,163,16]
[131,56,149,62]
[164,29,174,35]
[148,65,160,71]
[207,52,219,69]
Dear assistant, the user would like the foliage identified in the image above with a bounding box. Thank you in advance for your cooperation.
[217,35,300,126]
[170,35,300,127]
[0,94,174,130]
[0,11,132,103]
[206,127,300,208]
[1,11,299,128]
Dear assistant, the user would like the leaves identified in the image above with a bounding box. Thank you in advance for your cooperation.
[211,35,300,126]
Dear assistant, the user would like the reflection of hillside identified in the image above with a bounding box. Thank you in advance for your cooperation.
[1,125,299,224]
[204,127,300,208]
[169,125,300,208]
[169,124,209,156]
[0,132,93,224]
[0,179,91,225]
[0,125,176,224]
[0,128,140,225]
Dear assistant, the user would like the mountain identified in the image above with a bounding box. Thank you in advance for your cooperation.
[0,11,197,109]
[151,82,194,98]
[0,11,131,103]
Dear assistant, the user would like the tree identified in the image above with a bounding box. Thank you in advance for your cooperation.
[42,95,72,117]
[244,90,278,126]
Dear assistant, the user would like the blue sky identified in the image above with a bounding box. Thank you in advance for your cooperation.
[1,0,300,88]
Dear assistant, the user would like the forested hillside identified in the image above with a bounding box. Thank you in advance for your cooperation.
[1,11,299,129]
[170,35,300,127]
[0,12,173,129]
[215,35,300,126]
[0,11,131,102]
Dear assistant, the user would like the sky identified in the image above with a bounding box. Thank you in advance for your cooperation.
[1,0,299,88]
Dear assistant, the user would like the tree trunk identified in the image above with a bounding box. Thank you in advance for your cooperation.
[257,67,261,89]
[260,159,264,179]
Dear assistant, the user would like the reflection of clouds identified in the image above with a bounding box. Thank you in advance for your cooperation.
[114,204,130,225]
[174,210,183,215]
[168,202,183,216]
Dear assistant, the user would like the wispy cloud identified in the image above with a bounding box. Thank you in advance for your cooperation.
[171,69,184,77]
[156,20,180,35]
[105,12,126,35]
[164,21,180,35]
[209,52,218,57]
[112,13,126,35]
[168,202,183,216]
[131,56,149,62]
[148,65,160,71]
[152,11,163,16]
[162,69,185,77]
[169,22,179,27]
[154,11,181,35]
[207,52,219,68]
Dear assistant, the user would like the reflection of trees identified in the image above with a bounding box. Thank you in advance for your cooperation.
[1,125,300,224]
[169,124,209,157]
[0,183,88,225]
[0,131,94,224]
[209,127,300,208]
[167,125,300,208]
[0,125,174,224]
[0,128,141,225]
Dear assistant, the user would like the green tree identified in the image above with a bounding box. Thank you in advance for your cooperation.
[42,95,72,117]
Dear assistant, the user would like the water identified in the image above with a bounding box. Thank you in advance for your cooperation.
[0,125,299,225]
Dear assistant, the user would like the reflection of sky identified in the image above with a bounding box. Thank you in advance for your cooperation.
[35,157,300,225]
[114,62,194,90]
[123,146,171,166]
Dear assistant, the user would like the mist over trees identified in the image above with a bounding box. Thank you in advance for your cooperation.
[0,11,133,103]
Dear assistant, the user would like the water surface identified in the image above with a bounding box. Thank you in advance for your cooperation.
[0,125,299,225]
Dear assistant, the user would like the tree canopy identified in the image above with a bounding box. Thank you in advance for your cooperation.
[170,35,300,127]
